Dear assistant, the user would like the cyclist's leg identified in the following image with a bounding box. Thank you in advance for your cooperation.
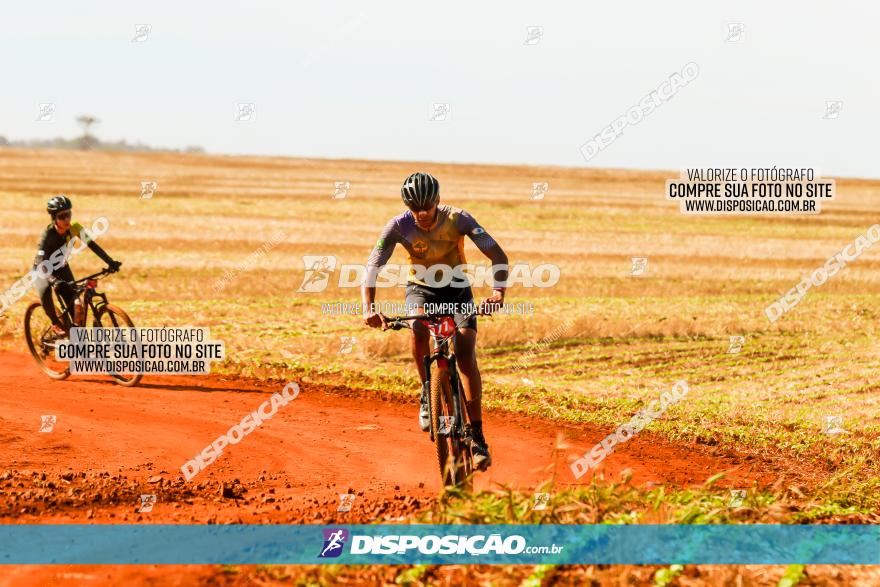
[406,284,433,431]
[58,282,78,326]
[451,285,480,421]
[457,326,491,468]
[55,266,77,325]
[411,320,430,381]
[35,276,62,327]
[455,327,481,423]
[405,284,431,382]
[450,286,490,463]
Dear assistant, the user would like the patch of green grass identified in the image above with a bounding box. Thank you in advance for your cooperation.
[522,564,557,587]
[653,564,684,586]
[777,564,806,587]
[394,565,429,585]
[412,473,878,525]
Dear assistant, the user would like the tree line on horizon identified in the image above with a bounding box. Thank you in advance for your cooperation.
[0,114,205,154]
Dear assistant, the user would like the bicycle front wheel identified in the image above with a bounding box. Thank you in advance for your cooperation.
[93,304,143,387]
[23,302,71,380]
[430,367,471,489]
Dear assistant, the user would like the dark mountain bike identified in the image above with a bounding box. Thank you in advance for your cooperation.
[24,267,142,387]
[383,307,485,489]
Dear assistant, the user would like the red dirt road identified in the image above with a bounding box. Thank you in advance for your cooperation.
[0,348,786,586]
[0,349,775,527]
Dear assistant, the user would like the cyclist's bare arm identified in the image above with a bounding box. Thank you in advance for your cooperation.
[362,218,403,328]
[362,285,383,328]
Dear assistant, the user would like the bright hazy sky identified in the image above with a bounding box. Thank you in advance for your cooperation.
[2,2,877,177]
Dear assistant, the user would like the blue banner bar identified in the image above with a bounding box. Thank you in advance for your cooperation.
[1,524,878,565]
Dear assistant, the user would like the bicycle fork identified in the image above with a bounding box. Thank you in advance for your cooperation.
[447,355,469,441]
[425,350,467,444]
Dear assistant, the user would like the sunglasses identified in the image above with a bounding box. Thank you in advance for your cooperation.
[408,204,435,213]
[55,211,72,221]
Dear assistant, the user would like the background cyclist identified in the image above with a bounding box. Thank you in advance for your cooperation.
[34,195,122,336]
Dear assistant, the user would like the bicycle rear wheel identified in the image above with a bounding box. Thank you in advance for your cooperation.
[23,302,71,380]
[430,367,471,489]
[93,304,143,387]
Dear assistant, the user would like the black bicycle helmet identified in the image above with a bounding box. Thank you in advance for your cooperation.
[47,195,72,216]
[401,172,439,210]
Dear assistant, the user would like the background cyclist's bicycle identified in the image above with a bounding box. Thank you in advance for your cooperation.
[24,267,142,387]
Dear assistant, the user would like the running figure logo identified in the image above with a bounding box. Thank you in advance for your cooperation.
[630,257,648,276]
[138,494,157,512]
[297,255,337,292]
[726,23,744,43]
[235,102,256,123]
[823,101,842,120]
[533,492,550,510]
[318,528,350,558]
[36,103,56,122]
[140,181,158,200]
[132,24,152,43]
[438,415,454,435]
[822,415,848,435]
[727,335,745,354]
[332,181,350,200]
[531,182,549,200]
[728,489,746,508]
[523,26,544,46]
[337,493,356,512]
[39,415,57,433]
[338,336,356,354]
[429,102,450,122]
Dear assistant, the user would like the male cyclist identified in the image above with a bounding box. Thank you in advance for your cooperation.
[362,172,509,470]
[33,195,121,336]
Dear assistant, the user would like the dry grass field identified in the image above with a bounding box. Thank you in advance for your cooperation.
[1,147,880,585]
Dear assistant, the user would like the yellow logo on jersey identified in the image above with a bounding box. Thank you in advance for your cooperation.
[412,239,429,257]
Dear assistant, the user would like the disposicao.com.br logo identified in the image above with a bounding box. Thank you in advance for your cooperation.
[317,528,563,557]
[297,255,560,292]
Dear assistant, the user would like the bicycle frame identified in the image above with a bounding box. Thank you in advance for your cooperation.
[422,323,468,444]
[383,308,482,444]
[26,265,142,386]
[54,270,112,328]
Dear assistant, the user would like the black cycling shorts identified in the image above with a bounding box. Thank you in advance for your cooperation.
[405,283,477,331]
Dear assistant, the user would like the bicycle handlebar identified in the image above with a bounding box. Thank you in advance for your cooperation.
[54,267,118,288]
[381,303,496,332]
